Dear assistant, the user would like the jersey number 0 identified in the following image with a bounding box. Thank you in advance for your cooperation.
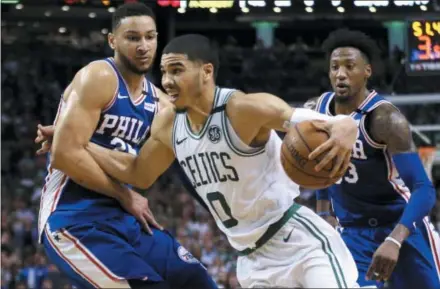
[207,192,238,228]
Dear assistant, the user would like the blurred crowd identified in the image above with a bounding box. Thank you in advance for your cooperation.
[2,27,439,289]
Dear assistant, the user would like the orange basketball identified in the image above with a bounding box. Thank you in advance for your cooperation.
[280,120,347,189]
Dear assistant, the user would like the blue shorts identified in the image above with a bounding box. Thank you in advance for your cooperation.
[42,214,217,289]
[341,220,440,289]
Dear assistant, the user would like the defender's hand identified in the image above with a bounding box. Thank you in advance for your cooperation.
[308,117,357,177]
[323,215,339,228]
[119,190,164,234]
[35,125,55,155]
[366,240,400,282]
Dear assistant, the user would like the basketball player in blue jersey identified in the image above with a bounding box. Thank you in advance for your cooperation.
[35,3,217,289]
[307,29,439,288]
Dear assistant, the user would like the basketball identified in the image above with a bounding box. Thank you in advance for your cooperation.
[280,120,346,189]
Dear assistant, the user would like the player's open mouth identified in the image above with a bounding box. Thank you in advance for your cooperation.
[168,93,179,102]
[336,83,349,94]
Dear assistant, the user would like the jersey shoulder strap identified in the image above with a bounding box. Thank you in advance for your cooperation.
[315,92,334,114]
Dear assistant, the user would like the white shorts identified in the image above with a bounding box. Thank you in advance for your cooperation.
[237,205,359,288]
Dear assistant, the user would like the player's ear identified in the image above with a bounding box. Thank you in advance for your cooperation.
[365,64,372,80]
[108,33,116,50]
[202,63,214,82]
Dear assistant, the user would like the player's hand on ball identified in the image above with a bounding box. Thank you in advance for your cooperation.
[366,240,400,282]
[308,117,357,177]
[120,190,164,234]
[35,124,55,155]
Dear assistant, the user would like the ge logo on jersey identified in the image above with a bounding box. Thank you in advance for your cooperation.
[177,246,199,264]
[208,125,221,143]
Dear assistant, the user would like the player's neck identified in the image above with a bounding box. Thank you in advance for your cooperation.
[334,88,371,115]
[186,83,216,133]
[113,59,145,96]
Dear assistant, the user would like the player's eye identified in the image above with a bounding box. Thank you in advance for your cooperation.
[171,68,182,75]
[146,33,157,40]
[127,35,140,41]
[331,64,338,71]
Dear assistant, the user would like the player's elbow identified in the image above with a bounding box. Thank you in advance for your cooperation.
[132,175,152,190]
[414,180,436,211]
[50,145,65,169]
[50,143,80,171]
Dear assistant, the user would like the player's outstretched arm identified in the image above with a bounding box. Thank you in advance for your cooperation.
[50,62,134,202]
[369,104,436,241]
[366,104,436,281]
[228,92,357,176]
[87,106,176,190]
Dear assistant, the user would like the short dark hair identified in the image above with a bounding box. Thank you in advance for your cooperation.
[163,34,219,79]
[322,29,380,64]
[112,3,155,31]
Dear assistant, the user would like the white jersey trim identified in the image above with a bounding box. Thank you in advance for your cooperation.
[44,225,131,288]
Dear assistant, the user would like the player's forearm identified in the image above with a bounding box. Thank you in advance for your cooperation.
[393,152,436,237]
[316,199,332,213]
[86,143,155,188]
[289,108,348,124]
[389,224,411,244]
[50,147,130,202]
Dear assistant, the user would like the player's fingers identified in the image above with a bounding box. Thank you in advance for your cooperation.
[35,128,45,143]
[139,215,152,235]
[366,258,378,280]
[341,151,352,174]
[36,141,50,155]
[329,151,345,177]
[40,124,55,137]
[373,257,387,281]
[314,146,338,172]
[383,259,397,281]
[310,119,329,133]
[333,151,351,177]
[145,210,163,231]
[308,139,332,161]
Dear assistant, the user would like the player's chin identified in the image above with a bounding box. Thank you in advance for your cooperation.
[137,63,151,74]
[334,91,351,103]
[173,97,185,108]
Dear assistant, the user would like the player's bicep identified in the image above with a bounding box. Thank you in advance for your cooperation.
[52,64,116,151]
[236,92,294,132]
[53,91,101,150]
[369,105,416,155]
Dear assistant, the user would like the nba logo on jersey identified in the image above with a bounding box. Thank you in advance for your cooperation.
[208,125,221,143]
[177,246,199,264]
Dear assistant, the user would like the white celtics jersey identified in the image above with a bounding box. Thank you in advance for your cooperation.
[172,87,300,251]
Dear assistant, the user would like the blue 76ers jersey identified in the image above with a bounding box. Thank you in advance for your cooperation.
[315,91,411,227]
[38,57,158,238]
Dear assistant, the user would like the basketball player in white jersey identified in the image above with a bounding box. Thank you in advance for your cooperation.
[39,34,360,288]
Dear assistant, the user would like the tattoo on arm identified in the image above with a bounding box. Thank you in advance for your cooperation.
[369,104,416,154]
[303,97,320,110]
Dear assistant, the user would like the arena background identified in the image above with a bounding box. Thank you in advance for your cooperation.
[1,1,440,288]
